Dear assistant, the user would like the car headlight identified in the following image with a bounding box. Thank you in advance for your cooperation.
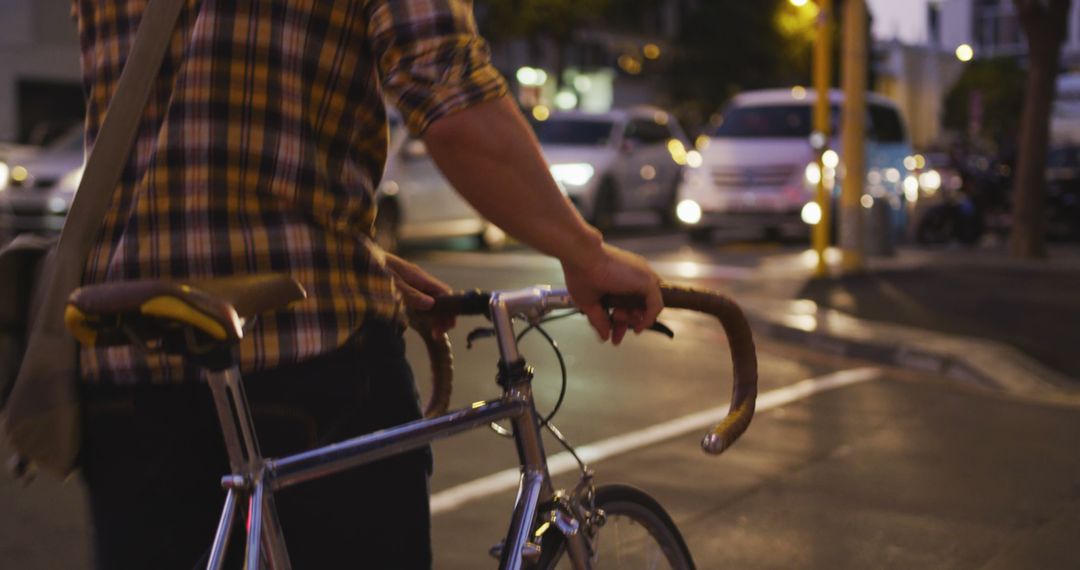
[676,200,702,224]
[549,163,595,187]
[0,161,8,191]
[58,165,86,194]
[801,201,822,225]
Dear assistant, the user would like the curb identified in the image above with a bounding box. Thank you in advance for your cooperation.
[739,299,1080,406]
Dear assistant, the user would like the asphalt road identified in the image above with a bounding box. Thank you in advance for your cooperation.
[3,231,1079,569]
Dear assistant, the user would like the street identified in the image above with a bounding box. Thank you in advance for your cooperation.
[6,230,1078,569]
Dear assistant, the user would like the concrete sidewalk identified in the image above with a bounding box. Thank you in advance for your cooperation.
[727,243,1080,405]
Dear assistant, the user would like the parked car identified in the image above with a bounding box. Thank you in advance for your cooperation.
[373,111,504,252]
[675,88,914,242]
[0,127,85,238]
[1042,145,1080,241]
[532,107,689,231]
[0,117,503,253]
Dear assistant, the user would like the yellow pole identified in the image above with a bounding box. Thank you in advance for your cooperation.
[839,0,866,272]
[812,0,833,277]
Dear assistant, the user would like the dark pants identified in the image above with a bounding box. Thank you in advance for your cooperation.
[79,324,432,569]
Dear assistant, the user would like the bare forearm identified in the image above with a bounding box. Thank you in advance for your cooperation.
[422,96,603,269]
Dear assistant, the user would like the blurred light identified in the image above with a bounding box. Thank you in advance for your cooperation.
[381,180,399,196]
[903,175,920,201]
[48,197,68,213]
[791,85,807,100]
[675,261,702,278]
[903,155,918,171]
[919,169,942,191]
[789,0,809,6]
[801,201,822,225]
[676,200,702,224]
[914,154,926,169]
[643,43,661,60]
[695,134,710,150]
[549,163,595,186]
[11,165,29,183]
[640,164,656,180]
[554,90,578,110]
[809,132,827,150]
[58,165,85,192]
[822,150,840,169]
[573,75,592,92]
[804,162,822,185]
[0,161,8,191]
[867,169,882,185]
[686,150,704,168]
[860,194,874,209]
[667,138,688,164]
[654,111,669,125]
[532,105,551,121]
[955,44,974,62]
[617,55,642,75]
[516,66,539,86]
[884,168,901,183]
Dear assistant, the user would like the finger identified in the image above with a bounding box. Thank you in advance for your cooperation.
[641,282,663,332]
[579,304,611,342]
[611,321,628,346]
[396,278,435,310]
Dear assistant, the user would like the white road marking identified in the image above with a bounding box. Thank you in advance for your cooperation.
[430,367,882,514]
[423,251,753,281]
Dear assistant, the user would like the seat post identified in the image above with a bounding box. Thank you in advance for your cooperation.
[207,365,262,475]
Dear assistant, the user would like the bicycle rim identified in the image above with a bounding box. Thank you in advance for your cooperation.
[536,484,695,570]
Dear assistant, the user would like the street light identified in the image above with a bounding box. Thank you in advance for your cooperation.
[790,0,809,6]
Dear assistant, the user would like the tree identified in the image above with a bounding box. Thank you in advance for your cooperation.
[667,0,808,127]
[943,57,1026,151]
[1011,0,1071,259]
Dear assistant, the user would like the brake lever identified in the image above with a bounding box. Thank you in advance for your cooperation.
[466,327,496,349]
[647,320,675,339]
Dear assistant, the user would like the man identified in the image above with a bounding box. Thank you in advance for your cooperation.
[72,0,662,568]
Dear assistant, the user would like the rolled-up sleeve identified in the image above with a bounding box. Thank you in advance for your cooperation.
[366,0,509,135]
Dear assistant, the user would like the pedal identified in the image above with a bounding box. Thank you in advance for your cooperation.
[488,540,542,562]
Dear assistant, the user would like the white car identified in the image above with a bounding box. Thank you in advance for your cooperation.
[0,128,85,238]
[373,113,504,252]
[676,88,914,242]
[535,107,689,231]
[0,120,503,253]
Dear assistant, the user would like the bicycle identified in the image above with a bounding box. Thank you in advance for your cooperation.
[65,276,758,569]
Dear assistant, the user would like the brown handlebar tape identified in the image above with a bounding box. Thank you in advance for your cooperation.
[421,285,758,454]
[406,308,455,418]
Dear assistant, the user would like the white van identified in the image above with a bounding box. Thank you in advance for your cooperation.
[676,88,914,242]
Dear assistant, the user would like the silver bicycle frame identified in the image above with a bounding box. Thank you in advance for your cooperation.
[205,286,592,569]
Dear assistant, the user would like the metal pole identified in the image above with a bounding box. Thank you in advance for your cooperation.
[840,0,867,272]
[812,0,834,277]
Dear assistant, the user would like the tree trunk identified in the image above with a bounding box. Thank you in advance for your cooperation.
[1011,0,1071,259]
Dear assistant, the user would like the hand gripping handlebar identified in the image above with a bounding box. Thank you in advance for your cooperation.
[420,284,758,454]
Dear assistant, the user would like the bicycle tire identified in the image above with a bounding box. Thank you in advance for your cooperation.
[533,484,696,570]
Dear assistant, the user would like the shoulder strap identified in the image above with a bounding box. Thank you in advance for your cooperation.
[58,0,187,265]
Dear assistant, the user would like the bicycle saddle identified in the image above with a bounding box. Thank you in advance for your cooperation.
[65,274,307,348]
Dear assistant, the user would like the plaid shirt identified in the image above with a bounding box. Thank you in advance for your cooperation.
[73,0,507,384]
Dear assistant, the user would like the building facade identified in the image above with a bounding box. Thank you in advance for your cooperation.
[938,0,1080,66]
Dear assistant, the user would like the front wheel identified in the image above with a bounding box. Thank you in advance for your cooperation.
[534,484,695,570]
